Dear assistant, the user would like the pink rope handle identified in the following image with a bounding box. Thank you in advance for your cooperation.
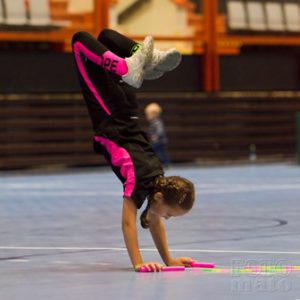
[139,266,185,272]
[188,261,215,268]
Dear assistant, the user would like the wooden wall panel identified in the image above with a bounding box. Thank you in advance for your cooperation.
[0,92,299,170]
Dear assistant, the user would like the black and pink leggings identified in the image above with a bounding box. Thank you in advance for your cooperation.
[72,30,144,199]
[72,29,140,128]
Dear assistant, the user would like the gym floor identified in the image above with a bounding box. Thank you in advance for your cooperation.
[1,164,300,300]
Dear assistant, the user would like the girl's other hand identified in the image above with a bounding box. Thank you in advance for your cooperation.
[135,262,163,272]
[168,257,194,267]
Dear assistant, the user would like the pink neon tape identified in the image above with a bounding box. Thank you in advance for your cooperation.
[94,136,135,197]
[73,42,111,116]
[139,266,185,273]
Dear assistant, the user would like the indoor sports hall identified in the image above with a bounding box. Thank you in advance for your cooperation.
[1,1,300,300]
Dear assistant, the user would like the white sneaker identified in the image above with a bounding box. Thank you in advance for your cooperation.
[144,69,164,80]
[122,36,154,88]
[144,48,182,80]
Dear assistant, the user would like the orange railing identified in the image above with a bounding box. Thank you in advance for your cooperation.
[1,0,300,92]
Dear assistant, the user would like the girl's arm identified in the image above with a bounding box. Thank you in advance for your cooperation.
[122,197,143,267]
[148,211,172,265]
[122,197,162,271]
[148,211,194,266]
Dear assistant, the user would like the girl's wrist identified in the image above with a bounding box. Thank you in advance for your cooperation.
[134,260,144,268]
[165,257,174,266]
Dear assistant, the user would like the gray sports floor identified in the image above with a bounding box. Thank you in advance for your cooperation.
[1,164,300,300]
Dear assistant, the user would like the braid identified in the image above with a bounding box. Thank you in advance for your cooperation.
[140,201,150,229]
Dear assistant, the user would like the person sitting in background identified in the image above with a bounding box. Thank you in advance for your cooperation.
[145,102,170,167]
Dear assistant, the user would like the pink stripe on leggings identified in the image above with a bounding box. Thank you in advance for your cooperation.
[73,41,111,116]
[102,51,128,75]
[94,136,135,197]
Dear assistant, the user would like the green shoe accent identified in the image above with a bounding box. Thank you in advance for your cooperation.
[130,44,142,55]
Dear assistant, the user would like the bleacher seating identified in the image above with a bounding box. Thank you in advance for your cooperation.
[226,0,300,33]
[284,2,300,32]
[3,0,28,26]
[227,1,247,31]
[0,0,4,24]
[29,0,52,26]
[0,0,69,30]
[0,0,101,52]
[265,2,285,32]
[28,0,69,28]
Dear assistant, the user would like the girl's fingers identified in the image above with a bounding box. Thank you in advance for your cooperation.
[145,265,151,272]
[149,263,156,271]
[155,264,162,272]
[139,262,163,272]
[177,257,194,266]
[145,263,155,272]
[149,263,162,272]
[154,263,162,272]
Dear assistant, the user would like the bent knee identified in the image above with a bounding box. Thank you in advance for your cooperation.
[72,31,89,46]
[97,28,113,43]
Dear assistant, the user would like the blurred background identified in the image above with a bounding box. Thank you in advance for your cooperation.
[1,0,300,170]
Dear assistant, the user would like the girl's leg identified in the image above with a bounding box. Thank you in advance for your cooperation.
[98,29,141,58]
[73,31,128,78]
[72,31,153,88]
[72,31,142,126]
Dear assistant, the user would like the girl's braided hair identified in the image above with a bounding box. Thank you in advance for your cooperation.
[140,176,195,229]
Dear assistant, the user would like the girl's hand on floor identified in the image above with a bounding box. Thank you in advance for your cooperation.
[135,262,163,272]
[168,257,194,267]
